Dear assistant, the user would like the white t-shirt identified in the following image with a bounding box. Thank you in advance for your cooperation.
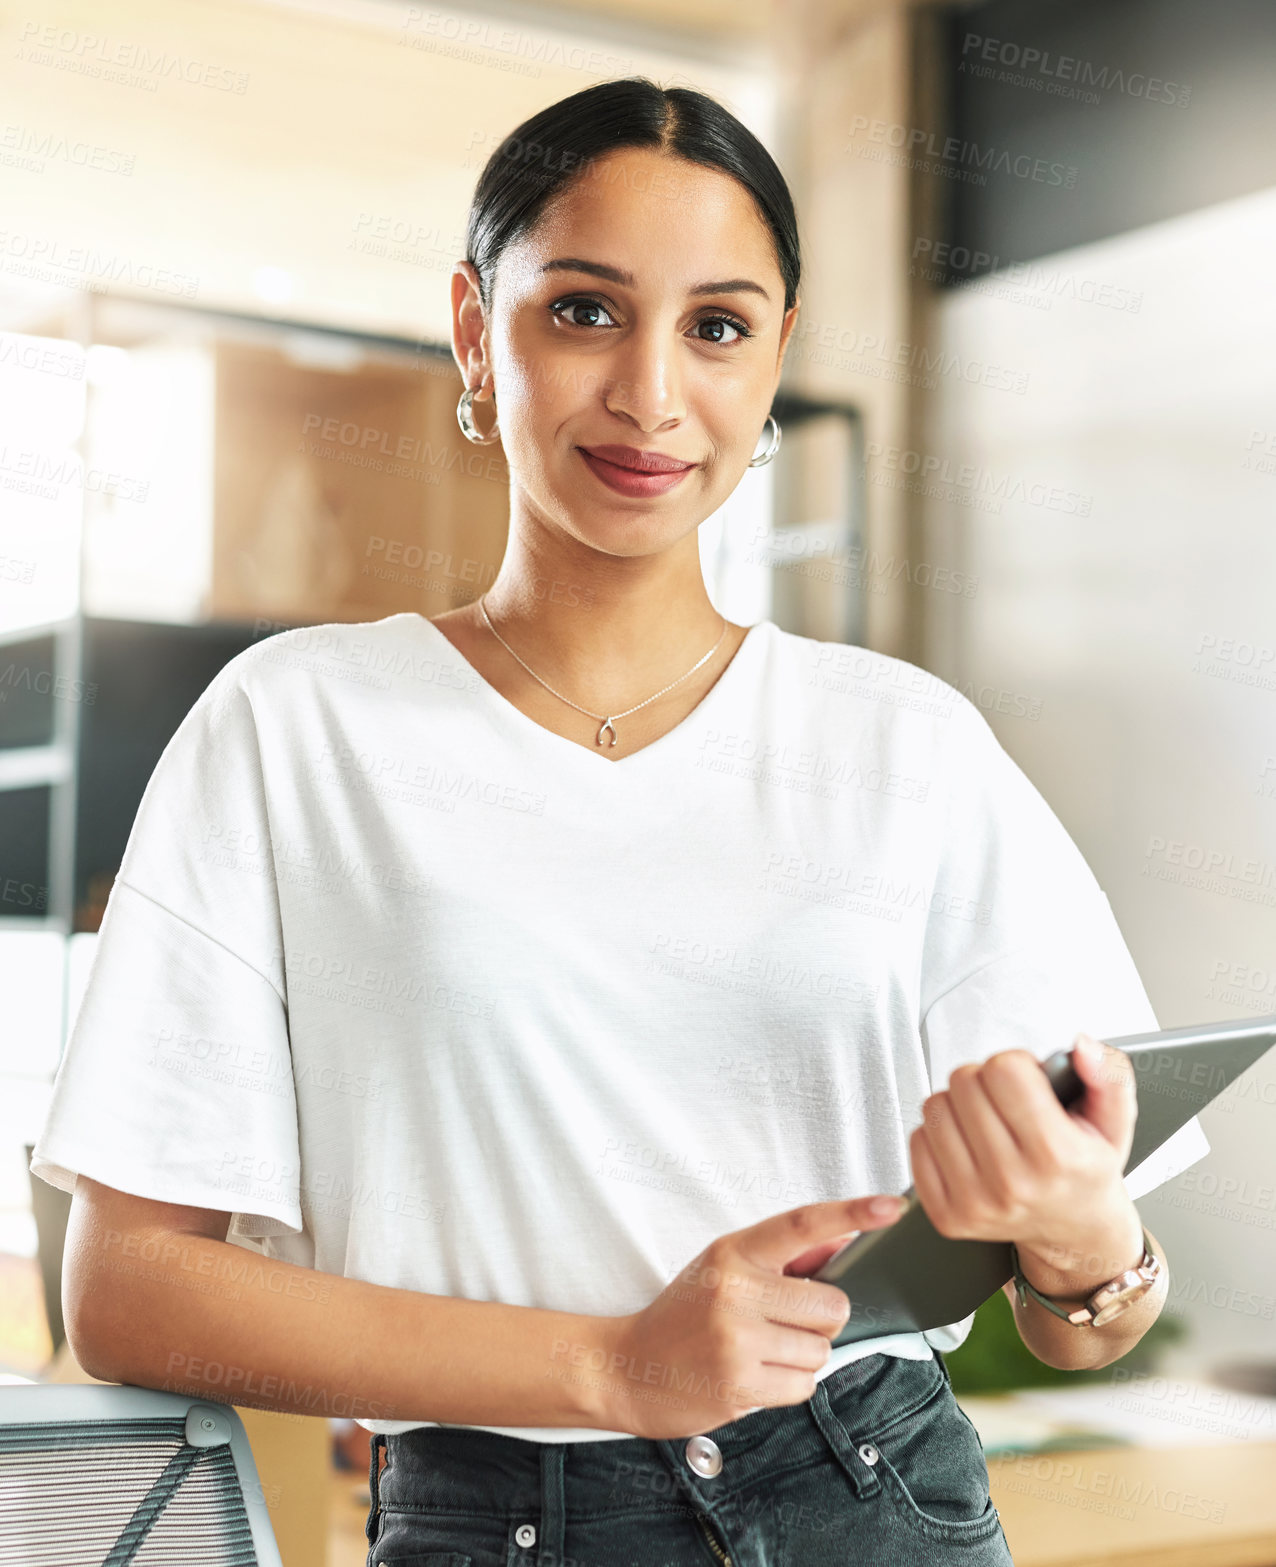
[30,613,1209,1441]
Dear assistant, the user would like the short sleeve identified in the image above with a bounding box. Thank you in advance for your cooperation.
[918,696,1210,1196]
[28,654,302,1239]
[915,702,1210,1357]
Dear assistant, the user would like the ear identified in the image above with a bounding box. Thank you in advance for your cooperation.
[774,295,802,385]
[451,261,491,395]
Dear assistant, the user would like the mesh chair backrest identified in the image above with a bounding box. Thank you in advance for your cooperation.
[0,1413,261,1565]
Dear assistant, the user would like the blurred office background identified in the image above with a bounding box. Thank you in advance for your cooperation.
[1,0,1274,1561]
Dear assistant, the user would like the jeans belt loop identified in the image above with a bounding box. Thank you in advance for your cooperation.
[808,1379,882,1500]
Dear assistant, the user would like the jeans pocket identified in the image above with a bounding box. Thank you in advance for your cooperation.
[370,1506,515,1567]
[832,1361,1002,1544]
[369,1556,472,1567]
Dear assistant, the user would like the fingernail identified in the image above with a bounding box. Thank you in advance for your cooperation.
[870,1195,906,1217]
[1076,1033,1103,1065]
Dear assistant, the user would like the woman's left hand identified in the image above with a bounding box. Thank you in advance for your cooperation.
[910,1033,1143,1276]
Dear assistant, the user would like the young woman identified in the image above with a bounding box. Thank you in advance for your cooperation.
[34,77,1208,1567]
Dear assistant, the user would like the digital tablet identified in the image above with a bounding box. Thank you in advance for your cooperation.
[812,1014,1276,1347]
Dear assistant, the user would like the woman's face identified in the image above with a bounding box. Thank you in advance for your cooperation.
[454,145,801,559]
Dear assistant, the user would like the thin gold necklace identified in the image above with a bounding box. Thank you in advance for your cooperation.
[477,594,729,749]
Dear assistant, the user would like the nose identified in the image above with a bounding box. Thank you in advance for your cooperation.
[603,324,686,432]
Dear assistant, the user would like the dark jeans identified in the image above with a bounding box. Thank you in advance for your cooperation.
[364,1351,1014,1566]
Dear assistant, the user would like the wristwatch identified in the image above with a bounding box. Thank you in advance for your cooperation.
[1009,1225,1162,1326]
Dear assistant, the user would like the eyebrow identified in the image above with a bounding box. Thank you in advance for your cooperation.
[541,257,771,303]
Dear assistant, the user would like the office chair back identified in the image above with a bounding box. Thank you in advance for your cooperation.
[0,1383,284,1565]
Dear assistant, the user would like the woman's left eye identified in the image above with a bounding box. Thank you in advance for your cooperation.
[694,315,750,345]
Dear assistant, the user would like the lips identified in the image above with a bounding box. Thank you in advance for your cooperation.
[577,446,696,498]
[578,444,696,474]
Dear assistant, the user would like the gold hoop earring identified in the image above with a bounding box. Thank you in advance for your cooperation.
[457,385,500,445]
[748,412,781,468]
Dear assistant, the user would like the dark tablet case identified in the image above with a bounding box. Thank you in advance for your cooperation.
[814,1015,1276,1346]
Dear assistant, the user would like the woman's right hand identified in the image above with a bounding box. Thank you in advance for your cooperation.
[596,1194,908,1440]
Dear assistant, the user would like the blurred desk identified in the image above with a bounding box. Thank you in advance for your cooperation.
[986,1441,1276,1566]
[960,1381,1276,1566]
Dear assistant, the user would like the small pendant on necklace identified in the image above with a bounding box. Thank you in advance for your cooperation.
[596,717,618,748]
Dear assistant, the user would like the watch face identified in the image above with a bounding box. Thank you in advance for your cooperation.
[1090,1281,1148,1326]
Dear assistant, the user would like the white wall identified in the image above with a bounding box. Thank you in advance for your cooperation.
[920,185,1276,1367]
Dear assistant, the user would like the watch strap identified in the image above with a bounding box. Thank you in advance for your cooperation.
[1009,1225,1160,1325]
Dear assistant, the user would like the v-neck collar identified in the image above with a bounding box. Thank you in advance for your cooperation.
[408,613,771,772]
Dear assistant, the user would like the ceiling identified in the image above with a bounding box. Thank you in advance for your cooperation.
[353,0,959,53]
[492,0,971,45]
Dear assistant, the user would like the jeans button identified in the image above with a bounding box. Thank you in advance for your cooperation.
[858,1442,879,1466]
[685,1435,723,1477]
[515,1523,537,1547]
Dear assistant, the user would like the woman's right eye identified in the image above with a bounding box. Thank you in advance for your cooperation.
[550,297,616,329]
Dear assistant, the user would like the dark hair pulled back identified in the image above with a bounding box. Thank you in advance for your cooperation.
[464,76,801,317]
